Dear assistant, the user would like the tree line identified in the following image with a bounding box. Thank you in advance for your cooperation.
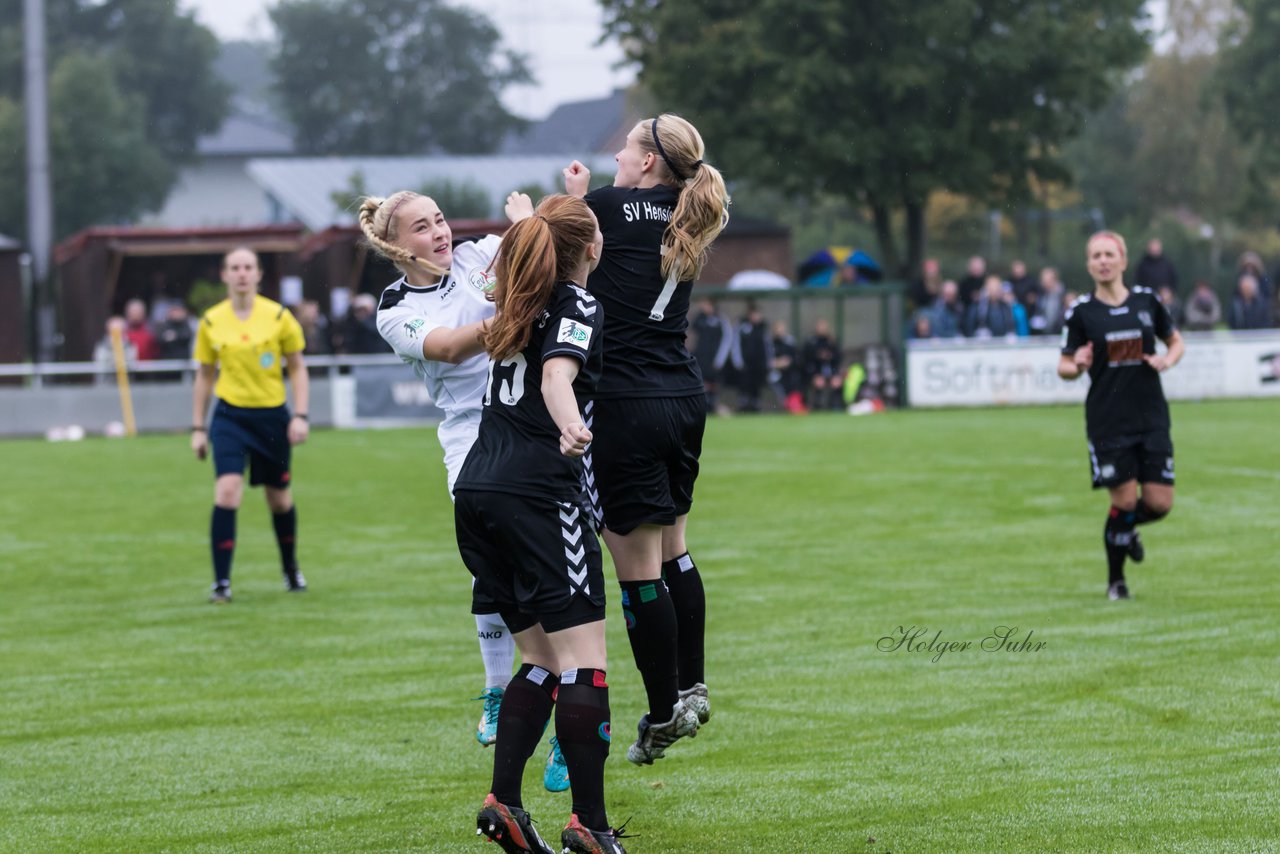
[0,0,529,241]
[4,0,1280,279]
[602,0,1280,279]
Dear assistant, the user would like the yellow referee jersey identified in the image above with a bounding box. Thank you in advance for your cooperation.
[195,297,305,408]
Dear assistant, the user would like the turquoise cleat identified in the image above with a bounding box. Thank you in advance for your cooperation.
[543,736,570,793]
[474,686,504,746]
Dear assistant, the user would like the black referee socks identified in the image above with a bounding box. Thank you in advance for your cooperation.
[271,506,298,572]
[489,664,559,810]
[662,552,706,689]
[1104,506,1137,585]
[556,668,611,832]
[211,506,236,585]
[619,578,680,721]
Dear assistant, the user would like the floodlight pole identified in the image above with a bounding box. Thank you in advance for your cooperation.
[24,0,53,361]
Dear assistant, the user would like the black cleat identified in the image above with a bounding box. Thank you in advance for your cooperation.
[560,813,630,854]
[1107,581,1131,601]
[476,793,555,854]
[209,582,232,604]
[1127,533,1144,564]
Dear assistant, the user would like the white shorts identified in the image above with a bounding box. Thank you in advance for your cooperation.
[439,410,482,499]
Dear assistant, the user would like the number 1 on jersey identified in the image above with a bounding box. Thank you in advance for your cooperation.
[649,246,680,321]
[484,353,527,406]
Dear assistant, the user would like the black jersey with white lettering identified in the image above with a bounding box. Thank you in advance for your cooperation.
[453,282,603,502]
[1061,286,1175,440]
[584,185,703,399]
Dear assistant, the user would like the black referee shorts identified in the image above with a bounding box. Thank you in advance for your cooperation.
[588,396,705,535]
[1087,430,1175,490]
[209,400,292,488]
[454,490,606,634]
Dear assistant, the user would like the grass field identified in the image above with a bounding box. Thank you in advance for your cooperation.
[2,399,1278,853]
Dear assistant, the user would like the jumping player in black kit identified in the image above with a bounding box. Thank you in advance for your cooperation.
[455,195,627,854]
[1059,231,1185,600]
[563,113,730,764]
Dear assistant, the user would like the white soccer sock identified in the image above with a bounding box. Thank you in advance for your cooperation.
[475,612,515,690]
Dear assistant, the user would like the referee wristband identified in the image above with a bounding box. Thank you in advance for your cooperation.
[191,426,206,433]
[293,413,309,421]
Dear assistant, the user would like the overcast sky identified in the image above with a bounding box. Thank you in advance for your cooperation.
[179,0,635,120]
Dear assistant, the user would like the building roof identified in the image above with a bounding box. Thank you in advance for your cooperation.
[246,155,616,231]
[501,89,636,156]
[54,224,307,265]
[197,99,296,157]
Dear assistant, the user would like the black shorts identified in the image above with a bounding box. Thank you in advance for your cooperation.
[589,396,705,535]
[209,400,292,488]
[1087,430,1175,490]
[454,490,606,634]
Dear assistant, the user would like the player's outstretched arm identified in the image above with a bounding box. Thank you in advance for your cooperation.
[421,320,491,364]
[543,356,591,457]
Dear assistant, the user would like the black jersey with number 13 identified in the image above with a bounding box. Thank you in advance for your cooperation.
[454,283,603,502]
[584,185,703,399]
[1061,286,1175,441]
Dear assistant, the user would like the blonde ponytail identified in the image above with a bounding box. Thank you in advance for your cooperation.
[636,114,731,281]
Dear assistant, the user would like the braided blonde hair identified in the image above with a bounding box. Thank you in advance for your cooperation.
[357,192,449,279]
[634,114,731,282]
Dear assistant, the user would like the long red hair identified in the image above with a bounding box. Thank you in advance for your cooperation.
[485,195,597,360]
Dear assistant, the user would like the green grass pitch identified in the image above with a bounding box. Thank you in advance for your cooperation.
[2,399,1277,852]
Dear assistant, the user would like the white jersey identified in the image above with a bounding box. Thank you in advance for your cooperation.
[376,234,501,422]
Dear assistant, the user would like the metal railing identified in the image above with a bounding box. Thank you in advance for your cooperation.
[0,353,408,387]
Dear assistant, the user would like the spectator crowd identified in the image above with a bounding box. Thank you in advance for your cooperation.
[907,238,1280,341]
[94,291,397,376]
[687,300,897,416]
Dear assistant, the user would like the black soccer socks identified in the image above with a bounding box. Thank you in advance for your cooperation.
[619,578,680,721]
[1135,501,1168,526]
[211,506,236,584]
[489,664,559,810]
[661,552,706,689]
[271,506,298,572]
[1104,506,1137,585]
[556,668,611,832]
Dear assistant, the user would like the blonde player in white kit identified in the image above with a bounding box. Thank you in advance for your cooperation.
[362,190,569,792]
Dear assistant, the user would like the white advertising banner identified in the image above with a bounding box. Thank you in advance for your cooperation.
[907,331,1280,408]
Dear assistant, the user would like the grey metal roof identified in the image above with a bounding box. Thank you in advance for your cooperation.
[246,155,616,231]
[198,100,296,157]
[500,89,634,155]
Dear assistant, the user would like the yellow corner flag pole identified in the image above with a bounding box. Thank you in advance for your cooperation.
[108,324,137,437]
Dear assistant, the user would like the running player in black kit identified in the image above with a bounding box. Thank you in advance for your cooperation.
[455,195,626,854]
[1059,231,1185,600]
[563,114,730,764]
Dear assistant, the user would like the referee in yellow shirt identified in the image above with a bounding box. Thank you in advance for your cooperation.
[191,247,310,603]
